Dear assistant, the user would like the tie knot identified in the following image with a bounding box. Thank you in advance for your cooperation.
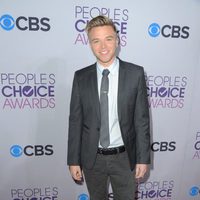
[102,69,110,77]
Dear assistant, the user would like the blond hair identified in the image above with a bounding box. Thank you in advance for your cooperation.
[85,15,117,34]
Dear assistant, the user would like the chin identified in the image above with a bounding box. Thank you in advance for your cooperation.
[100,57,112,63]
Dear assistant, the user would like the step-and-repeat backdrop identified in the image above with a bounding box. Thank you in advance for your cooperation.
[0,0,200,199]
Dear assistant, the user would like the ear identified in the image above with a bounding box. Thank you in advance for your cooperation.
[89,40,92,48]
[116,35,120,47]
[88,38,93,49]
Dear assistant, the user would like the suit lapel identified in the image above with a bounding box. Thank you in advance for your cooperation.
[118,59,126,122]
[90,64,101,123]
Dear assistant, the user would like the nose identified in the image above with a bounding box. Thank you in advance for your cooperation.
[101,41,106,49]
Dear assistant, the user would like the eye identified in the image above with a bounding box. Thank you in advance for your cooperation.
[106,37,113,41]
[92,40,99,44]
[0,14,15,31]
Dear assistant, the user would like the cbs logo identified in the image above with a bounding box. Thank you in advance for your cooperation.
[151,141,176,152]
[10,144,54,157]
[189,186,200,197]
[0,14,50,31]
[148,23,189,39]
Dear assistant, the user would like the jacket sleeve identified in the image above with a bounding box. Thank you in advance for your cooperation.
[134,67,151,164]
[67,72,83,166]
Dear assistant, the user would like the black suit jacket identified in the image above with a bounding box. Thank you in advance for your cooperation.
[67,59,150,170]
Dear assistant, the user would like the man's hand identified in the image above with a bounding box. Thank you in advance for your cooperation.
[69,165,83,181]
[135,164,148,179]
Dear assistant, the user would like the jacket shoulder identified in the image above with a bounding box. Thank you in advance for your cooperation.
[119,59,144,73]
[75,63,96,76]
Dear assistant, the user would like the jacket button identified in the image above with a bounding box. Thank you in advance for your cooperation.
[97,128,100,131]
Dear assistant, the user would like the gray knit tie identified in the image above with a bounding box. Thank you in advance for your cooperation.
[100,69,110,148]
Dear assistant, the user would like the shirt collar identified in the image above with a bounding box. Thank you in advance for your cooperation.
[97,57,118,76]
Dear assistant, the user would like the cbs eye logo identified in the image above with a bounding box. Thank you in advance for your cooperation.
[189,186,200,197]
[148,23,160,37]
[10,145,23,157]
[10,144,54,157]
[0,14,15,31]
[148,22,189,39]
[78,194,89,200]
[0,14,50,31]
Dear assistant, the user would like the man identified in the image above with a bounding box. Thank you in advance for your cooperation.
[67,15,150,200]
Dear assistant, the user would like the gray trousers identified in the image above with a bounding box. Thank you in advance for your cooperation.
[83,151,135,200]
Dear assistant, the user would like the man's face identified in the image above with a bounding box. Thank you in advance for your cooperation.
[88,25,118,67]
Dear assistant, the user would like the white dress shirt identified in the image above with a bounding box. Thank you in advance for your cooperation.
[97,58,124,148]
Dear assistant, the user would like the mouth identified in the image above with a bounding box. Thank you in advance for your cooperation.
[100,50,109,55]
